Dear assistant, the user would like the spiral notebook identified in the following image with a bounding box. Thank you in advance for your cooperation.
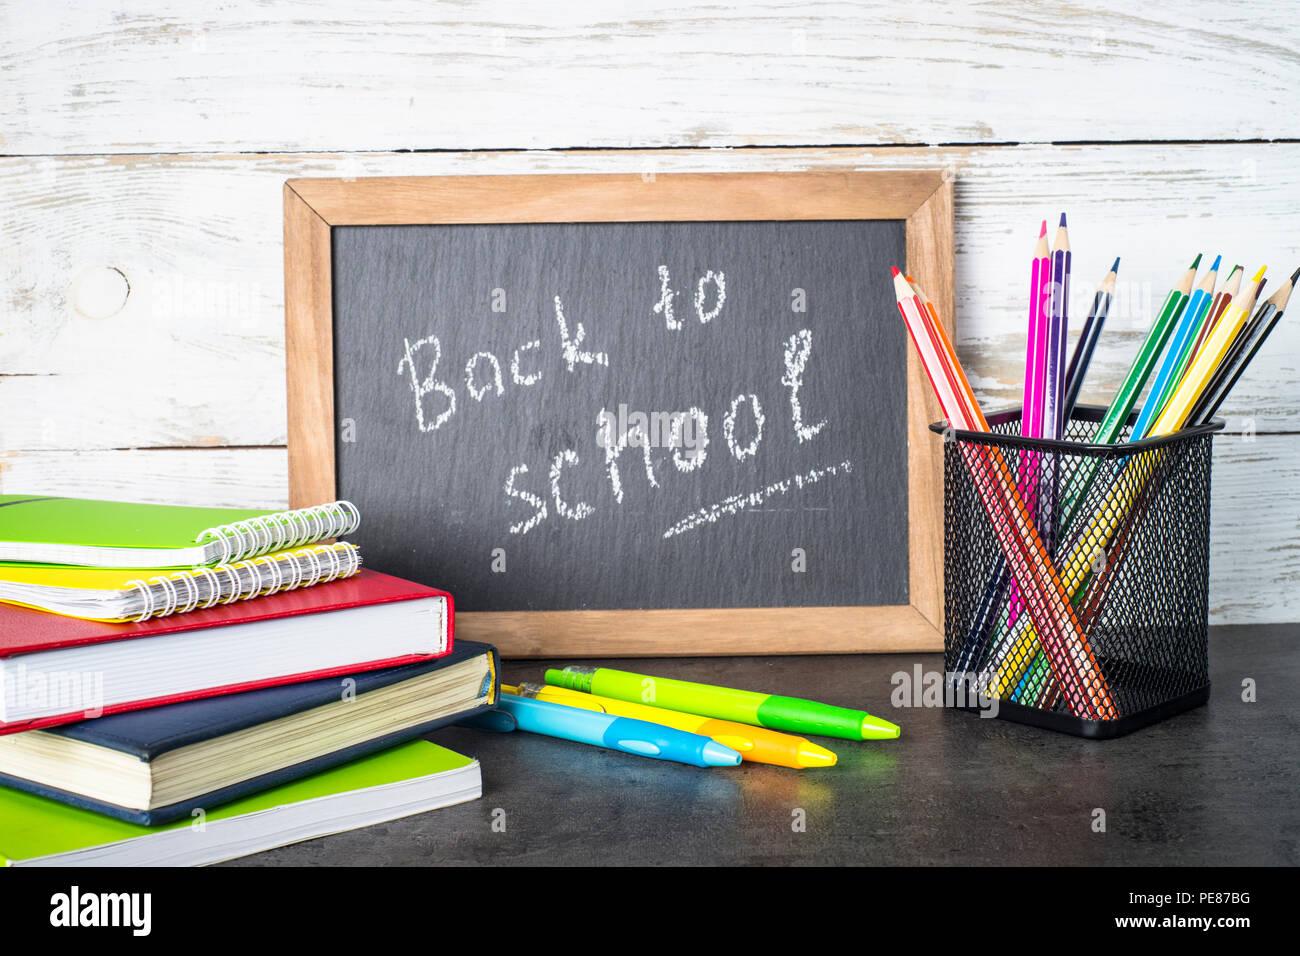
[0,542,361,621]
[0,495,360,568]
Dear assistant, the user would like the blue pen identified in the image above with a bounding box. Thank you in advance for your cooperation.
[1129,255,1220,440]
[495,692,741,768]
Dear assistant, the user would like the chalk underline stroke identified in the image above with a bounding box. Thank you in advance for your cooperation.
[660,460,854,540]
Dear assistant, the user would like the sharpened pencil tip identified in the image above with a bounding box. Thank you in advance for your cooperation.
[1039,220,1047,238]
[1190,253,1202,269]
[1252,265,1267,281]
[1210,254,1222,272]
[1059,212,1067,228]
[890,266,901,277]
[1290,266,1299,285]
[1112,257,1121,273]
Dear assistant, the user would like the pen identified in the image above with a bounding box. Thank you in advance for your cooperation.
[495,691,742,768]
[512,682,838,768]
[544,666,900,740]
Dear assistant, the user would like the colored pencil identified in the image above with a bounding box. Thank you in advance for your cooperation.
[1096,255,1200,440]
[893,269,1116,719]
[1050,256,1200,539]
[1040,214,1072,556]
[1052,268,1265,606]
[1061,258,1119,416]
[1184,264,1241,370]
[904,275,987,429]
[985,257,1200,695]
[1007,222,1053,626]
[1150,267,1265,435]
[1024,221,1052,443]
[956,258,1118,676]
[1191,266,1297,424]
[1129,256,1220,439]
[1077,271,1292,611]
[1023,269,1295,706]
[1044,214,1072,442]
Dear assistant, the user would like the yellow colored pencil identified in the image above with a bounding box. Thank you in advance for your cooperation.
[1151,266,1266,434]
[1055,267,1265,598]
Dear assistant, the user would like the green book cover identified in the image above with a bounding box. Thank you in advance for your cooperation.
[0,495,273,551]
[0,740,476,866]
[0,495,359,568]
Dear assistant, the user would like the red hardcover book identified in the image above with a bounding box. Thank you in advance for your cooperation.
[0,569,453,735]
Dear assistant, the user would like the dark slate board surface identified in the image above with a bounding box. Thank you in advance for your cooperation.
[332,220,908,611]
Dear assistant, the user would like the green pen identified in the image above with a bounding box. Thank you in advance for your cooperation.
[543,666,900,741]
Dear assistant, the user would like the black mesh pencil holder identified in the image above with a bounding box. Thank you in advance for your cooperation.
[931,404,1223,738]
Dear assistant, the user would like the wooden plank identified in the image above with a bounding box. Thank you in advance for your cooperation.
[283,185,335,509]
[905,177,953,631]
[4,436,1297,625]
[289,170,944,224]
[2,2,1296,153]
[5,144,1297,450]
[461,605,941,658]
[1208,436,1300,625]
[0,448,288,508]
[5,145,1294,452]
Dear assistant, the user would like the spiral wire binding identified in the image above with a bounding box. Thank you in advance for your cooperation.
[195,501,361,564]
[126,542,362,622]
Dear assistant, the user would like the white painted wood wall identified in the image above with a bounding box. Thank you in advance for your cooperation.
[2,2,1298,623]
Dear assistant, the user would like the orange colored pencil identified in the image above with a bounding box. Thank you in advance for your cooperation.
[906,275,988,430]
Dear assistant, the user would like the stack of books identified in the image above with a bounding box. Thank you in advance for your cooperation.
[0,495,495,866]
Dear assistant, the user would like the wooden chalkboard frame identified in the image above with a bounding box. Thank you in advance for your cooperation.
[284,169,953,657]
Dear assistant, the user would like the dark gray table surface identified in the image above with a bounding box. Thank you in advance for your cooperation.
[230,624,1297,866]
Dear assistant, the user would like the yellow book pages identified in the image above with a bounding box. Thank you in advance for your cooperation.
[0,563,169,589]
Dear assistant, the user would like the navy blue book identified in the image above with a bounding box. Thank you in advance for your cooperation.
[0,641,498,824]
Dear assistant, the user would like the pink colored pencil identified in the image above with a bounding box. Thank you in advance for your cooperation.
[1024,219,1052,442]
[1008,221,1052,625]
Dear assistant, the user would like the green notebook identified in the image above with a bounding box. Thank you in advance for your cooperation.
[0,740,480,866]
[0,494,360,568]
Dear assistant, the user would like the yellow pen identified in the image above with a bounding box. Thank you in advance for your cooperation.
[507,683,838,769]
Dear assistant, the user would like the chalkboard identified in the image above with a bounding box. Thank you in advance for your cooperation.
[284,171,953,655]
[333,218,907,611]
